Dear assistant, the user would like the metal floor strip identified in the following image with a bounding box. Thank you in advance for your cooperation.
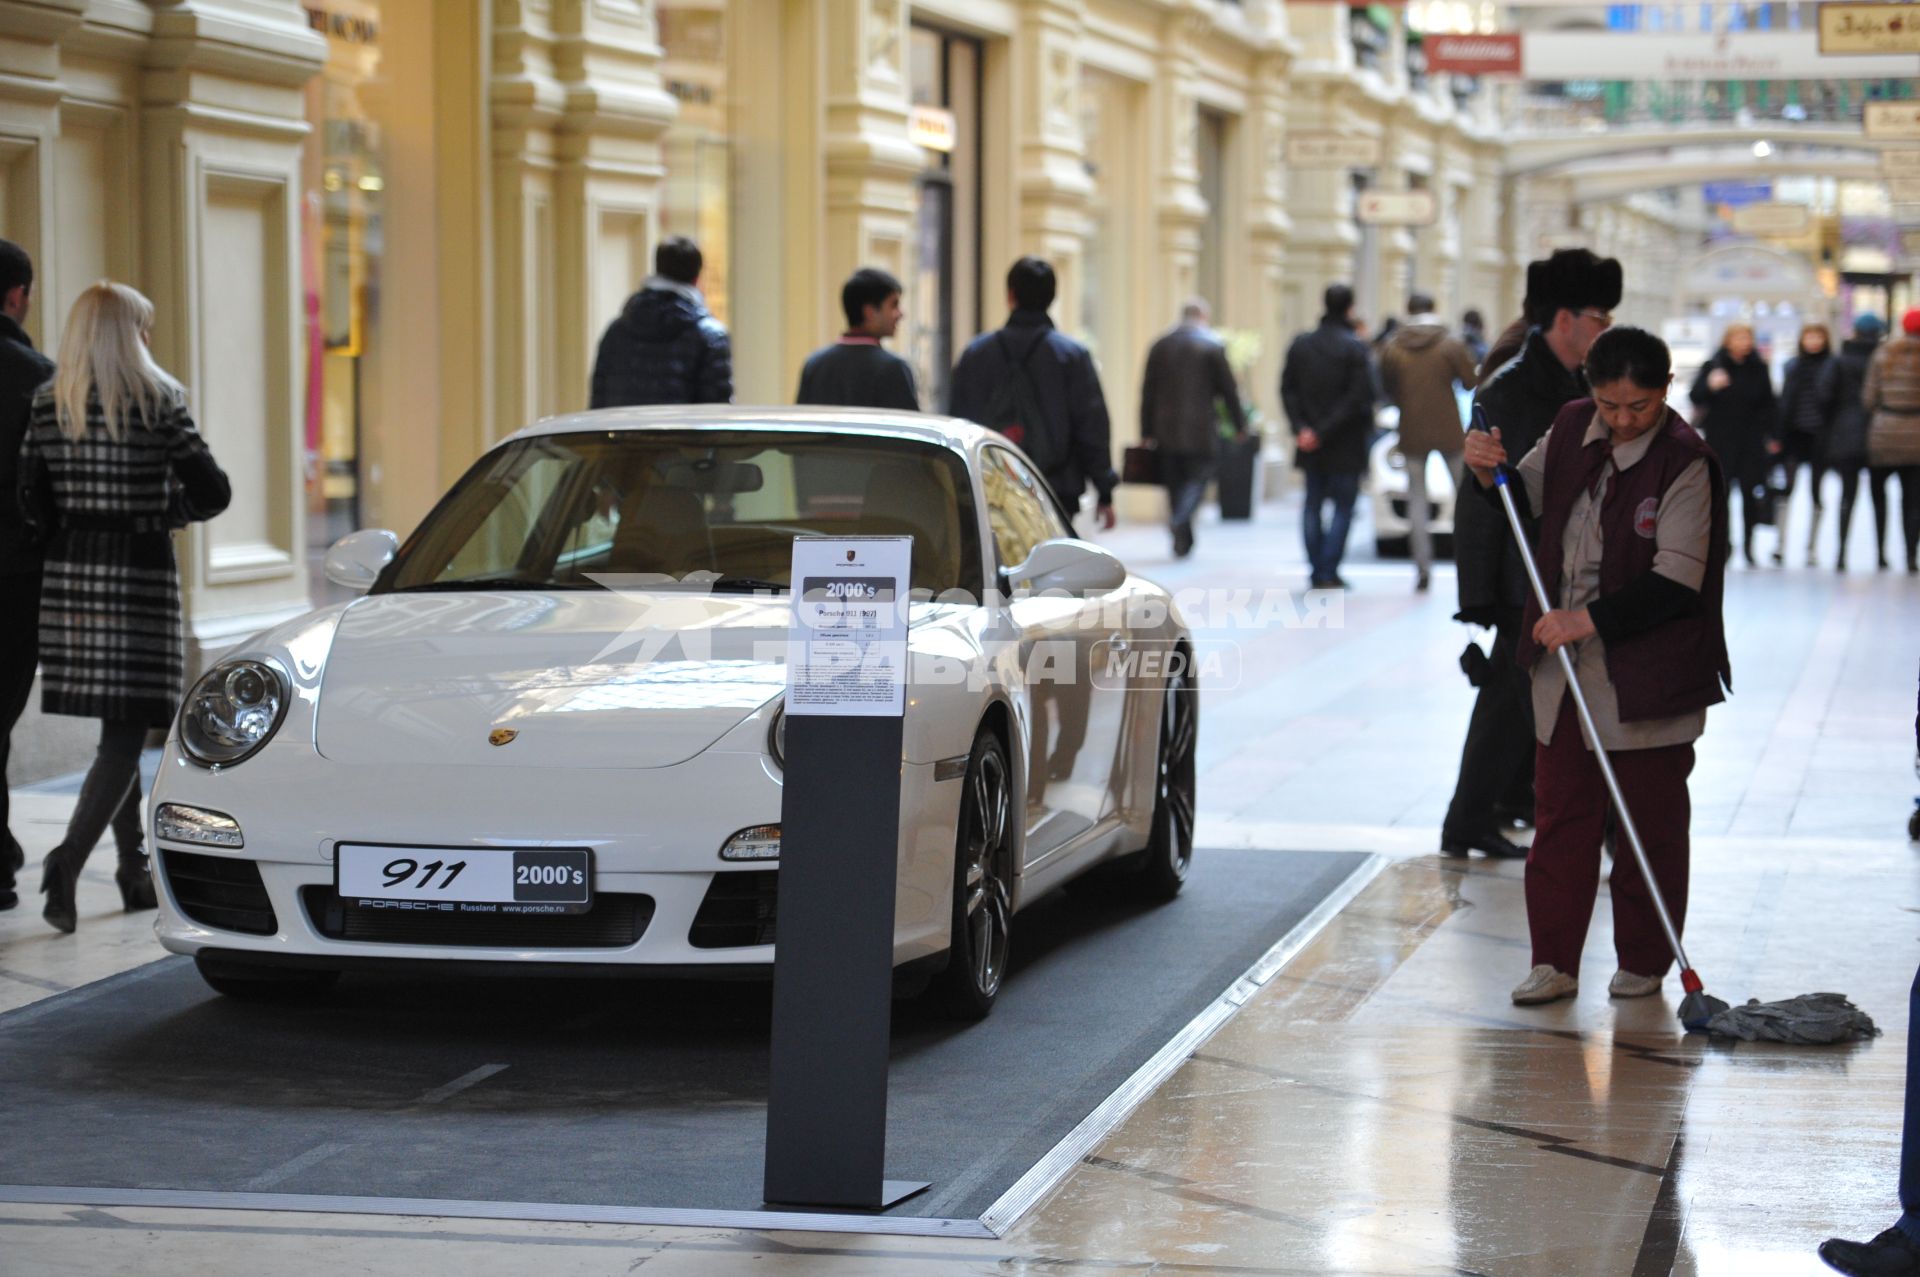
[0,851,1386,1243]
[977,851,1390,1236]
[0,1185,997,1239]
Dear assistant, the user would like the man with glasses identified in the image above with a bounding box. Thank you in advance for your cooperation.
[1440,248,1623,862]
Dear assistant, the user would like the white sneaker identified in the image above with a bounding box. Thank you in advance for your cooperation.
[1608,969,1663,998]
[1511,964,1578,1005]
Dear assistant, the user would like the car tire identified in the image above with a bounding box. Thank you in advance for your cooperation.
[194,954,340,1000]
[935,729,1014,1020]
[1127,660,1198,902]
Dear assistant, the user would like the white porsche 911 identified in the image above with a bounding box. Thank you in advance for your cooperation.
[148,408,1196,1016]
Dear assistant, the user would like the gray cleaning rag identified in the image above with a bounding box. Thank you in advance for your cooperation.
[1701,993,1879,1044]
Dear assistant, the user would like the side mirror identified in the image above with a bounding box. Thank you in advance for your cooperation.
[324,529,399,592]
[1007,537,1128,596]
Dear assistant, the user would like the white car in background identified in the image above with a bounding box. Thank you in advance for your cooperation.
[1367,401,1463,559]
[146,408,1196,1019]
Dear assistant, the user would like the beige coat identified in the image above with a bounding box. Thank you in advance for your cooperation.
[1379,317,1479,455]
[1865,335,1920,467]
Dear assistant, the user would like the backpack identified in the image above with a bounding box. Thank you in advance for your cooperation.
[983,332,1060,472]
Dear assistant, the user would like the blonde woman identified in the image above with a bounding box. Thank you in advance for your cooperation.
[17,281,229,934]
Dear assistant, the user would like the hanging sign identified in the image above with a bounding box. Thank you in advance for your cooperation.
[908,106,956,153]
[1357,189,1439,226]
[1882,150,1920,177]
[1819,3,1920,54]
[1423,33,1523,76]
[1866,103,1920,140]
[1524,30,1918,79]
[1286,134,1383,168]
[785,537,911,718]
[1732,203,1813,236]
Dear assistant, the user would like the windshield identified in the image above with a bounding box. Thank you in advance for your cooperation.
[378,430,982,596]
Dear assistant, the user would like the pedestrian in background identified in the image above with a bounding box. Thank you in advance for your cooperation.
[1775,321,1834,567]
[1380,291,1479,592]
[949,257,1117,530]
[1443,247,1621,860]
[0,238,53,913]
[18,281,230,935]
[796,267,919,411]
[1818,313,1885,570]
[1461,309,1489,366]
[1865,307,1920,574]
[1138,299,1246,558]
[1463,326,1729,1006]
[1280,284,1374,590]
[589,235,733,408]
[1688,322,1776,567]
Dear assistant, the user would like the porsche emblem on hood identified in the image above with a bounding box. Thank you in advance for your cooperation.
[488,728,519,747]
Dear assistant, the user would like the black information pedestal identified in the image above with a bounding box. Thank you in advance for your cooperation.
[762,712,929,1210]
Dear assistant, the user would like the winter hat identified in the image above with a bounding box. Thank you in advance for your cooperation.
[1854,313,1885,340]
[1904,307,1920,336]
[1523,248,1624,323]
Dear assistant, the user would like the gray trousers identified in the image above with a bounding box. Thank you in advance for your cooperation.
[1407,449,1463,573]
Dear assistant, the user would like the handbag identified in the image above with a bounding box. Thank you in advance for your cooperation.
[1122,443,1162,485]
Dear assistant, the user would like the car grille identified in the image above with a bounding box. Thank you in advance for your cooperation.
[1389,497,1441,520]
[689,870,778,948]
[160,850,279,936]
[300,887,655,949]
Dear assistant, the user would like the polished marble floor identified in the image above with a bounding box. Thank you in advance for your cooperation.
[1,488,1916,1275]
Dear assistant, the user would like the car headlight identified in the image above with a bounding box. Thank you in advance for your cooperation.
[768,703,787,769]
[180,658,291,767]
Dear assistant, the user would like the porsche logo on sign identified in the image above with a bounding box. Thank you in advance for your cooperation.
[489,728,519,747]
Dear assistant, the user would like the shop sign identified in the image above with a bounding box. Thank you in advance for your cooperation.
[1423,33,1523,76]
[1286,134,1382,168]
[1866,102,1920,140]
[1523,30,1917,80]
[1357,189,1439,226]
[1731,202,1812,236]
[1703,181,1773,208]
[1818,3,1920,54]
[908,106,956,154]
[1890,177,1920,203]
[304,5,377,44]
[1882,150,1920,176]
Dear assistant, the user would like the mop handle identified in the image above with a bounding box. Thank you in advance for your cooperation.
[1489,467,1695,975]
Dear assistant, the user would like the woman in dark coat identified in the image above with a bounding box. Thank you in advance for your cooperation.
[1817,314,1885,570]
[17,280,229,933]
[1775,322,1834,566]
[1689,322,1777,566]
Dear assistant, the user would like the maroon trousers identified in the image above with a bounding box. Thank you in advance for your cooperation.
[1527,693,1694,978]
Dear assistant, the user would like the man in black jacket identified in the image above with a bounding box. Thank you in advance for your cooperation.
[796,268,919,411]
[1440,248,1621,859]
[590,236,732,407]
[1140,299,1247,557]
[0,238,54,910]
[1280,284,1373,589]
[949,257,1117,529]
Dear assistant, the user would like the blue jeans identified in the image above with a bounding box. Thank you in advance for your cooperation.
[1302,471,1360,583]
[1900,963,1920,1241]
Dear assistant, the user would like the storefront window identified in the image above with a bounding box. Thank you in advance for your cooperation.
[659,3,732,326]
[301,2,385,555]
[909,25,982,413]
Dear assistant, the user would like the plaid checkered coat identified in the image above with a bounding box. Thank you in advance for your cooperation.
[17,385,230,727]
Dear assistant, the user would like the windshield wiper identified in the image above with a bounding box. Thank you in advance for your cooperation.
[707,575,789,594]
[394,577,560,593]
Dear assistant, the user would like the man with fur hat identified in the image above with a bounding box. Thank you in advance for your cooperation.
[1439,248,1622,859]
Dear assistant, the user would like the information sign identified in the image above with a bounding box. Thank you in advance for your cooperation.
[1819,3,1920,55]
[1357,189,1439,226]
[1286,133,1382,168]
[785,537,911,718]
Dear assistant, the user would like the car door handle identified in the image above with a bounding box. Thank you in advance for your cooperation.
[1105,633,1130,654]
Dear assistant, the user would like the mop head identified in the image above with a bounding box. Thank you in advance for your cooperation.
[1687,992,1880,1043]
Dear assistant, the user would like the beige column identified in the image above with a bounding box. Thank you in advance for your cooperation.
[821,0,920,338]
[1150,6,1207,334]
[1244,40,1293,433]
[141,0,327,653]
[0,0,84,352]
[489,3,566,432]
[1013,0,1092,334]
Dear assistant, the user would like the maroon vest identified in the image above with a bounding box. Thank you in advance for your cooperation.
[1517,399,1732,722]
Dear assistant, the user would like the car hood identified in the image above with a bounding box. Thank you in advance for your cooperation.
[316,590,797,769]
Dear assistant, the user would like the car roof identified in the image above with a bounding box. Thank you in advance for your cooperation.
[502,405,997,453]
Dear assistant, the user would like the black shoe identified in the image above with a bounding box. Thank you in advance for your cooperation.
[1415,569,1431,592]
[0,837,23,911]
[1820,1227,1920,1275]
[40,847,78,935]
[116,853,158,913]
[1439,830,1529,859]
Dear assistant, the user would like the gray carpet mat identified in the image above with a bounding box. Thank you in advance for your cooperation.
[0,848,1367,1220]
